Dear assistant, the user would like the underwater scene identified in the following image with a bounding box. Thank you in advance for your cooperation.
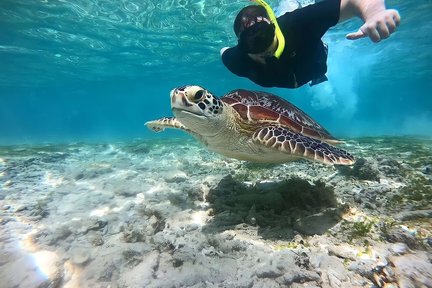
[1,0,431,287]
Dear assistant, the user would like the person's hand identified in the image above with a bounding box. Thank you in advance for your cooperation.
[346,9,400,42]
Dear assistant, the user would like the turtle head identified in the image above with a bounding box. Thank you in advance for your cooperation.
[170,85,225,136]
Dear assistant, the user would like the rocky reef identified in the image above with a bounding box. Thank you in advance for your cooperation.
[0,137,431,287]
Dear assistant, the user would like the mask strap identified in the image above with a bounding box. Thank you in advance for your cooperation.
[251,0,285,59]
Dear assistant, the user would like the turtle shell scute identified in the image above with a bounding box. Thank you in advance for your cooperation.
[222,89,336,141]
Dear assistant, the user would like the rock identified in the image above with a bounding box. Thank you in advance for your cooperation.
[310,253,349,287]
[390,252,432,288]
[385,227,422,249]
[328,244,358,261]
[85,218,108,234]
[422,165,431,175]
[348,259,377,279]
[206,233,247,254]
[14,205,27,212]
[114,187,142,197]
[164,171,188,183]
[71,166,113,180]
[379,158,402,176]
[390,243,409,255]
[122,249,143,267]
[117,251,160,287]
[338,158,380,181]
[69,247,91,265]
[123,223,146,243]
[294,208,342,235]
[278,270,321,286]
[255,264,284,278]
[127,143,150,154]
[87,232,104,246]
[171,246,198,267]
[294,251,310,269]
[51,225,72,242]
[364,202,377,210]
[185,223,199,232]
[394,209,432,221]
[3,180,13,187]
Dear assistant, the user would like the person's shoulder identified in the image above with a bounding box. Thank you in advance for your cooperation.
[278,1,337,20]
[277,5,309,27]
[278,0,340,35]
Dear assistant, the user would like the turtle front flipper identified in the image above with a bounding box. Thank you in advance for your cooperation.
[145,117,191,133]
[252,126,355,165]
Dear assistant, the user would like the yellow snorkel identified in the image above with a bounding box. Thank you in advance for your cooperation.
[251,0,285,58]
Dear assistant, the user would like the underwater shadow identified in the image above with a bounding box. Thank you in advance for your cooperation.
[202,174,345,241]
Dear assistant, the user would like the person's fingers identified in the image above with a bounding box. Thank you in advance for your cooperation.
[346,29,366,40]
[369,29,381,43]
[347,10,401,42]
[362,24,381,42]
[385,11,399,34]
[390,9,401,27]
[387,18,397,34]
[377,21,390,39]
[349,24,380,42]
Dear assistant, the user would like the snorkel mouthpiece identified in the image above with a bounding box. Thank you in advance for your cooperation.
[251,0,285,59]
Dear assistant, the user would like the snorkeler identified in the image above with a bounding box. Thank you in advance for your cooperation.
[221,0,401,88]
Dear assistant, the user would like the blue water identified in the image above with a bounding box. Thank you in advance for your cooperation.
[0,0,431,145]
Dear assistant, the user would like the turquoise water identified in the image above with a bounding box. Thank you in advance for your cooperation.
[0,0,431,144]
[1,2,432,286]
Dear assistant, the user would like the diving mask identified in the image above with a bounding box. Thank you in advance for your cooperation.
[250,0,285,58]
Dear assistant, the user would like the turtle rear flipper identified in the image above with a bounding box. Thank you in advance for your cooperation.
[145,117,190,133]
[252,126,355,165]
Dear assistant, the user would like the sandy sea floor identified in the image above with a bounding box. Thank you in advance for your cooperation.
[0,137,431,288]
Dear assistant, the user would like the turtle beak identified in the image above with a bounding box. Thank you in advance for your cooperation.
[170,88,193,109]
[170,87,205,119]
[170,88,177,105]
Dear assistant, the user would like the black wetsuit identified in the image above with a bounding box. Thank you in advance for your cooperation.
[221,0,341,88]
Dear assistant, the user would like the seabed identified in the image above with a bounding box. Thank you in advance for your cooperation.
[0,136,431,287]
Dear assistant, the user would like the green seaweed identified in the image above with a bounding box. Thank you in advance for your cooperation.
[338,218,377,241]
[350,220,374,238]
[351,137,432,166]
[389,176,432,209]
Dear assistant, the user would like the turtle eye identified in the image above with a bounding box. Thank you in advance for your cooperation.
[194,90,205,101]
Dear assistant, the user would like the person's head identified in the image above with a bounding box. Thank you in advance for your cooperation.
[234,5,276,54]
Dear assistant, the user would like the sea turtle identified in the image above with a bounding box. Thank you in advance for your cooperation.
[145,85,354,165]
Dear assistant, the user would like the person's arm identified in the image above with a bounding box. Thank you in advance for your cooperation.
[220,47,230,56]
[221,47,278,87]
[340,0,400,42]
